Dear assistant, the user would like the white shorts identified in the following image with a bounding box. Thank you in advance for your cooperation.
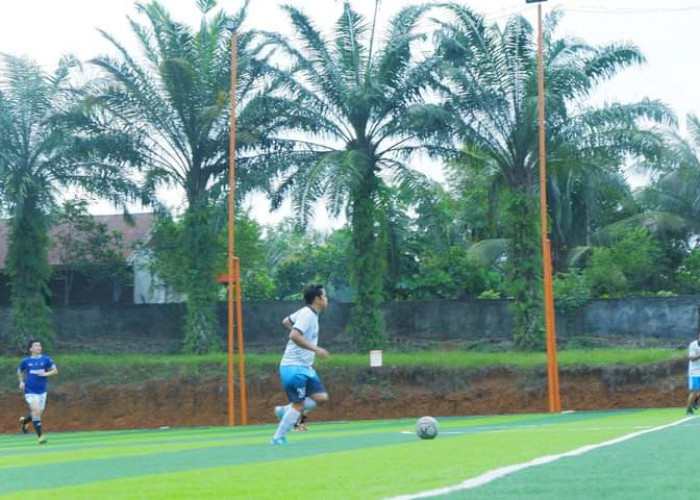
[24,393,47,411]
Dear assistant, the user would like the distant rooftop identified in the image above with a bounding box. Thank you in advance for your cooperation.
[0,213,155,270]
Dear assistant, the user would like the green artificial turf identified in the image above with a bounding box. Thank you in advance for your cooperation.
[0,408,689,499]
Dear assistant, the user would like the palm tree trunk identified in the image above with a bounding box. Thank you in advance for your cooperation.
[347,173,386,350]
[503,190,544,349]
[6,200,54,350]
[180,199,221,353]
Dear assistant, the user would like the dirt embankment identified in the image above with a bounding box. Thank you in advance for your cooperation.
[0,361,688,433]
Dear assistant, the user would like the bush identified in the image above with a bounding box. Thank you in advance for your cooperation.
[553,271,590,312]
[478,289,502,300]
[399,246,496,300]
[674,248,700,294]
[584,227,662,298]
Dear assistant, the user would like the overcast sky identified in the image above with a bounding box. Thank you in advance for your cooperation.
[1,0,698,228]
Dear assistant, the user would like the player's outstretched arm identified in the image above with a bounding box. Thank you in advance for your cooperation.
[17,368,25,390]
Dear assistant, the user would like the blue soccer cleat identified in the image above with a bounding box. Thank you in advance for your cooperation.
[271,437,290,445]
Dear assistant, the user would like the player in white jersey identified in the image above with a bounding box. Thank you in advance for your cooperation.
[271,284,330,445]
[686,331,700,415]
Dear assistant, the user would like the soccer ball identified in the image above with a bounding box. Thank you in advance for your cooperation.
[415,416,438,440]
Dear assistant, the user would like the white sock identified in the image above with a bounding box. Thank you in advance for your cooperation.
[273,407,301,440]
[281,397,317,415]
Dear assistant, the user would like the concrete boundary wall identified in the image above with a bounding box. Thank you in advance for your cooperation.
[0,296,697,353]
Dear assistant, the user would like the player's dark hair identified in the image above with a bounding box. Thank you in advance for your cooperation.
[303,284,325,305]
[27,339,41,352]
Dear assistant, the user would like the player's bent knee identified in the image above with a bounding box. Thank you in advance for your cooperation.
[311,393,329,403]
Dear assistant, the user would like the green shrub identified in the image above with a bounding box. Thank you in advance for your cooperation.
[674,248,700,294]
[478,289,502,300]
[553,271,590,312]
[585,227,662,298]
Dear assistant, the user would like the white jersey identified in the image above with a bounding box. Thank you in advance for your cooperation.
[689,340,700,376]
[280,306,319,367]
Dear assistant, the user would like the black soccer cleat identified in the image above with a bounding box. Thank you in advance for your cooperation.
[19,416,29,434]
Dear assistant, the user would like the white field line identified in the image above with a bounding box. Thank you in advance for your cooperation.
[388,416,694,500]
[399,424,655,435]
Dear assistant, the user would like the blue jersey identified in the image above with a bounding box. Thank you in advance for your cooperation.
[18,355,55,395]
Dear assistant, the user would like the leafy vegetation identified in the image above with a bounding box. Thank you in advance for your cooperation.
[1,0,699,354]
[429,6,672,347]
[84,0,270,352]
[0,55,137,350]
[251,2,445,349]
[52,200,130,306]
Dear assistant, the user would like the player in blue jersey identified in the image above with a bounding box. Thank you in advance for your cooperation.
[17,340,58,444]
[271,283,330,445]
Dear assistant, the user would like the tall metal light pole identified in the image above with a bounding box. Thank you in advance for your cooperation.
[527,0,561,412]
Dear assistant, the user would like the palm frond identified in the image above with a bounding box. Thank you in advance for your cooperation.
[467,238,509,266]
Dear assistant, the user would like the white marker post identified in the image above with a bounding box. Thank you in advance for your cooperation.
[370,350,383,367]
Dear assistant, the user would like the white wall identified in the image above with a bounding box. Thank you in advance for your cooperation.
[131,250,185,304]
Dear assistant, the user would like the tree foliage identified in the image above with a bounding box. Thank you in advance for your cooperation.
[584,227,664,298]
[432,6,672,347]
[0,55,136,351]
[264,221,352,301]
[53,200,130,306]
[86,0,269,352]
[254,1,443,349]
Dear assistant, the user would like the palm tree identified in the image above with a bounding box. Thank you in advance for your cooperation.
[634,114,700,239]
[546,149,637,269]
[87,0,267,352]
[253,1,442,349]
[433,6,672,346]
[560,114,700,281]
[0,55,135,350]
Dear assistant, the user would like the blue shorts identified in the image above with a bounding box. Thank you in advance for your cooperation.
[689,376,700,391]
[279,366,326,402]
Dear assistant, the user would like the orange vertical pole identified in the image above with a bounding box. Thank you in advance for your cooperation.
[234,257,248,424]
[536,3,561,412]
[227,33,239,427]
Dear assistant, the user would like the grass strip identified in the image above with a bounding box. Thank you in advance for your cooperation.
[0,348,684,385]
